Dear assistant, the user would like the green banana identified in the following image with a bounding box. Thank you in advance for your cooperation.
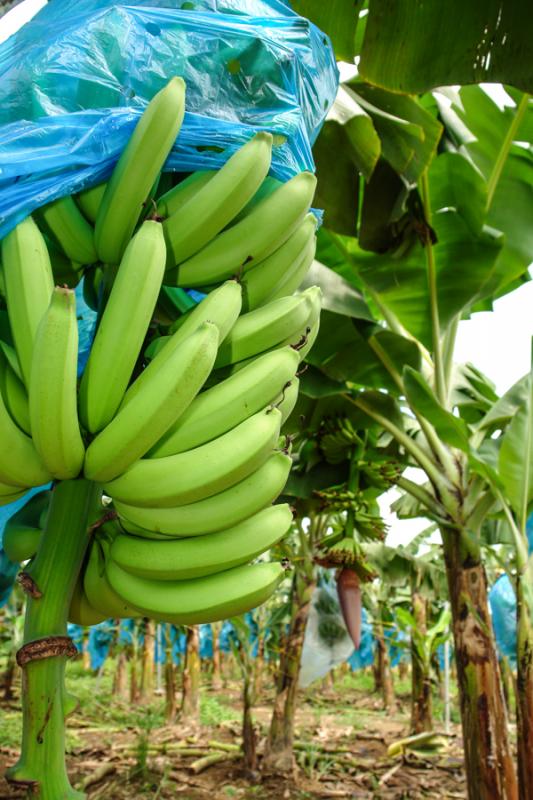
[76,181,107,223]
[163,133,272,267]
[156,170,215,218]
[83,537,138,618]
[111,504,292,581]
[37,195,97,264]
[264,228,316,303]
[104,406,282,507]
[277,377,300,425]
[230,175,281,225]
[223,285,322,375]
[106,560,284,624]
[1,217,54,386]
[68,578,107,626]
[115,451,292,537]
[150,346,299,457]
[0,487,26,506]
[79,220,167,433]
[0,352,30,433]
[2,491,49,563]
[166,171,317,287]
[140,280,242,374]
[95,77,186,264]
[0,378,52,488]
[214,287,319,368]
[241,214,316,311]
[84,321,218,483]
[30,287,85,480]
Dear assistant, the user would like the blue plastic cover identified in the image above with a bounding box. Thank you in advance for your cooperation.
[0,0,338,239]
[489,574,517,668]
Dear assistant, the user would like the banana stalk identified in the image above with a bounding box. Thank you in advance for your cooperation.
[6,479,102,799]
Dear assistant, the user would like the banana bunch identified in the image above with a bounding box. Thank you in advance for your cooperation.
[0,76,324,626]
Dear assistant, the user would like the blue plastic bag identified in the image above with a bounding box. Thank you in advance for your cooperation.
[0,0,338,238]
[489,574,517,668]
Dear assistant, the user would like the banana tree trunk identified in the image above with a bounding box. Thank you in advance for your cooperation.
[374,620,396,711]
[242,665,257,772]
[411,591,432,733]
[6,479,102,800]
[516,576,533,800]
[112,650,128,699]
[211,622,222,690]
[441,530,517,800]
[263,571,316,772]
[139,618,155,700]
[181,626,200,722]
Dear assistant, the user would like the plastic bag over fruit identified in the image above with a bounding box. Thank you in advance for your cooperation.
[0,0,338,239]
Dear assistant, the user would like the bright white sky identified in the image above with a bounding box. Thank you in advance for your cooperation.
[2,1,531,547]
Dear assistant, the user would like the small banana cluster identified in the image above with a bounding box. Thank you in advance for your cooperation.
[0,77,322,626]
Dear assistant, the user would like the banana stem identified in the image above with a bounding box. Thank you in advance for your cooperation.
[7,479,102,799]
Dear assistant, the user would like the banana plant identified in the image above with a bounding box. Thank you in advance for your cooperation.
[311,83,533,800]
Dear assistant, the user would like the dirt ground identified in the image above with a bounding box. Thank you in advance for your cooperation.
[0,661,468,799]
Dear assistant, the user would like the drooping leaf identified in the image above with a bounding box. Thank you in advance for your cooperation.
[359,2,533,94]
[358,159,409,252]
[347,82,443,183]
[301,260,373,320]
[330,210,503,347]
[290,0,363,62]
[498,368,533,529]
[313,121,359,235]
[478,374,529,435]
[444,87,533,297]
[299,365,345,399]
[355,389,404,431]
[428,152,487,235]
[307,312,420,394]
[403,366,471,452]
[328,85,381,181]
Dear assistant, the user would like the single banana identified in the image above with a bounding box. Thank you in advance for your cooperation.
[78,221,167,433]
[163,133,272,267]
[37,195,97,264]
[84,322,218,483]
[156,170,215,218]
[230,175,281,225]
[166,171,317,287]
[222,285,322,375]
[1,217,54,386]
[115,451,292,537]
[104,407,282,507]
[277,377,300,425]
[241,214,316,311]
[150,346,299,456]
[0,352,30,433]
[0,380,52,488]
[0,486,26,506]
[76,181,107,223]
[68,577,107,626]
[214,287,318,368]
[83,537,138,618]
[2,490,49,563]
[95,77,186,264]
[264,233,316,304]
[106,560,284,624]
[111,504,292,581]
[30,287,85,480]
[137,280,242,392]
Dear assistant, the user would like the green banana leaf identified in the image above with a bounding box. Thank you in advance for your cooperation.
[358,1,533,94]
[498,360,533,529]
[403,366,471,452]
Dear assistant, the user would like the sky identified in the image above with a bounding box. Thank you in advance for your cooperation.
[1,0,531,547]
